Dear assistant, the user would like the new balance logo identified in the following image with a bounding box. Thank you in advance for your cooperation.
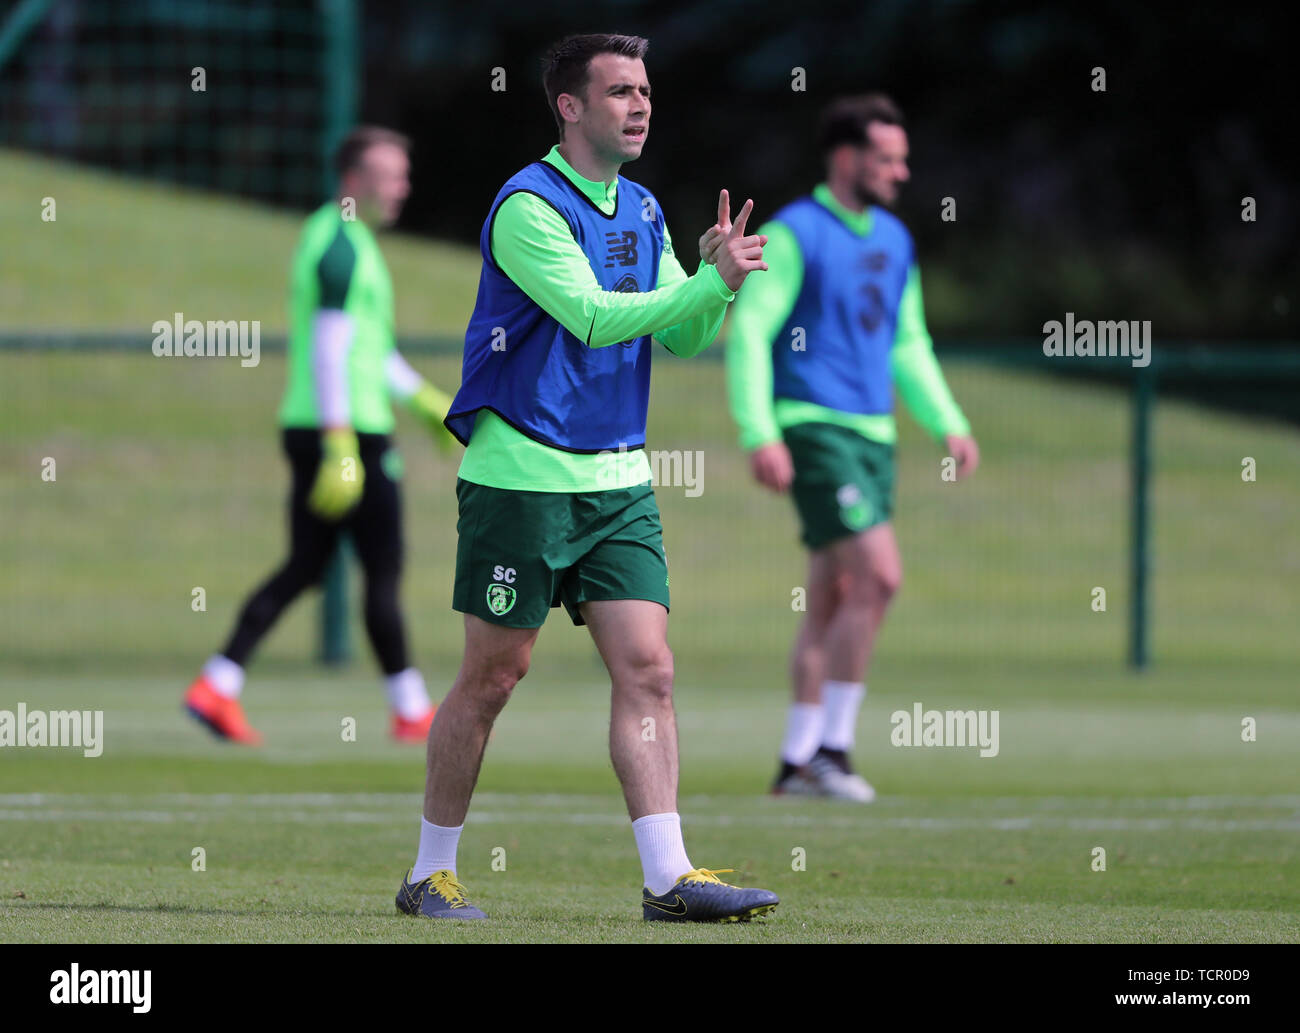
[604,230,638,267]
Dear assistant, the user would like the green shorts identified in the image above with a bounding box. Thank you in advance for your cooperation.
[783,422,895,550]
[452,478,670,628]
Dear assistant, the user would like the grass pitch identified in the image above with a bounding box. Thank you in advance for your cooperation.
[1,675,1296,943]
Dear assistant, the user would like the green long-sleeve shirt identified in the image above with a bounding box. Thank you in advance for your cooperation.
[726,183,970,452]
[458,146,735,492]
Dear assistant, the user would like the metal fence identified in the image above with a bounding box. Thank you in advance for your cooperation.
[0,0,356,206]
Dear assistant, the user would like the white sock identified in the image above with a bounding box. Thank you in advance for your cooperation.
[411,818,462,882]
[386,667,432,719]
[821,680,865,751]
[203,654,245,699]
[632,812,693,896]
[781,702,825,765]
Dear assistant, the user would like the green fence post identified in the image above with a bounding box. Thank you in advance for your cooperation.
[319,0,358,200]
[316,0,358,664]
[1129,364,1154,669]
[320,535,353,665]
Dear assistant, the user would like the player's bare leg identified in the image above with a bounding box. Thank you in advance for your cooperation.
[584,597,778,920]
[396,614,538,920]
[775,523,900,799]
[582,598,677,819]
[822,522,902,684]
[790,547,842,704]
[423,614,540,826]
[773,549,839,794]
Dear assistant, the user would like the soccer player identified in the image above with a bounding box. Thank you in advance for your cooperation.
[394,33,779,922]
[726,94,979,801]
[183,126,457,746]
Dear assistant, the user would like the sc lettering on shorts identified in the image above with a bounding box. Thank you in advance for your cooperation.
[492,565,517,584]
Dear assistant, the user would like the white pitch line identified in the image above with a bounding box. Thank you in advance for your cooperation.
[1,808,1297,831]
[3,792,1298,810]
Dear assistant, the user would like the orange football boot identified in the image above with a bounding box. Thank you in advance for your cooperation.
[390,705,436,744]
[183,675,263,745]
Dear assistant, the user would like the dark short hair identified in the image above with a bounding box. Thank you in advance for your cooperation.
[333,126,411,176]
[818,94,904,156]
[542,33,650,139]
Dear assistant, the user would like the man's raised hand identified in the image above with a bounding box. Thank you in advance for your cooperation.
[712,193,768,292]
[697,188,731,265]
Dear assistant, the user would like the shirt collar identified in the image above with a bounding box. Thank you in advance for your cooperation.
[542,145,618,210]
[813,182,873,236]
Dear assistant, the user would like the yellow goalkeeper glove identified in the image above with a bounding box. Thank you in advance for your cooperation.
[308,428,365,520]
